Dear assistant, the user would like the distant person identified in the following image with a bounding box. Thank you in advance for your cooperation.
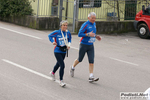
[48,20,72,87]
[69,12,101,83]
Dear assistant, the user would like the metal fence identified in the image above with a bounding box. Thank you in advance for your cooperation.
[30,0,150,32]
[31,0,150,21]
[77,0,150,21]
[30,0,57,17]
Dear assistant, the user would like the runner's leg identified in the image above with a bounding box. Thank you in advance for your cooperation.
[54,53,66,80]
[72,43,87,68]
[87,45,94,74]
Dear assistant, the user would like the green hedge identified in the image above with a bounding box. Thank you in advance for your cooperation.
[0,0,33,17]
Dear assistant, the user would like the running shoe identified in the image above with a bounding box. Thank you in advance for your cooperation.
[69,67,75,77]
[89,76,99,83]
[50,71,55,81]
[60,80,66,87]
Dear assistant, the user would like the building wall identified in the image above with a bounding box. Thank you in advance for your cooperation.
[29,0,54,17]
[29,0,148,22]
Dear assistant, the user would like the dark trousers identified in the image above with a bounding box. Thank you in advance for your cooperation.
[53,53,66,80]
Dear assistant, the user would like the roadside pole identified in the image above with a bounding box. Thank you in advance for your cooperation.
[59,0,63,22]
[72,0,76,33]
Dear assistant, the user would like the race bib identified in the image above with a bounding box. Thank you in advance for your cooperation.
[59,38,65,46]
[88,37,96,43]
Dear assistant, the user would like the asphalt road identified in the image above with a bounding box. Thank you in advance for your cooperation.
[0,21,150,100]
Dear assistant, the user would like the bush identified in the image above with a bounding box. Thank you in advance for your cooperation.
[0,0,33,17]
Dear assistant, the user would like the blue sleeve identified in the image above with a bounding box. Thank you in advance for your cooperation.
[78,23,88,37]
[67,31,72,43]
[48,30,58,43]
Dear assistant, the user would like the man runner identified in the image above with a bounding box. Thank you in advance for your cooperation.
[70,12,101,83]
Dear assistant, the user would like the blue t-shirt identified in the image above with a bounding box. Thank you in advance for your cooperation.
[78,20,96,45]
[48,29,72,53]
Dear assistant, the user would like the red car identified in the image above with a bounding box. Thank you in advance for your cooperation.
[134,5,150,39]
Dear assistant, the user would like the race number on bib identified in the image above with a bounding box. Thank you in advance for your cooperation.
[88,37,96,43]
[59,38,65,46]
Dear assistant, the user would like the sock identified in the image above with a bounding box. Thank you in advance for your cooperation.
[89,73,94,78]
[52,72,55,75]
[72,66,75,69]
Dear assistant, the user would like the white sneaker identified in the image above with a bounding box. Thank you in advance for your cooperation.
[49,71,55,81]
[69,67,75,77]
[60,80,66,87]
[89,76,99,83]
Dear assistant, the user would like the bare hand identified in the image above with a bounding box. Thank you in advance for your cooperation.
[53,42,57,45]
[89,31,95,37]
[96,35,101,41]
[67,46,70,50]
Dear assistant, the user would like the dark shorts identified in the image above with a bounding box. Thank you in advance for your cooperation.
[78,43,94,63]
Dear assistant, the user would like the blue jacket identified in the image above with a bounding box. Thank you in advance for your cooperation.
[48,29,72,53]
[78,20,96,45]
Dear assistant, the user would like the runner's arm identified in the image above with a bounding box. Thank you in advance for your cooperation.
[48,31,58,43]
[78,24,88,37]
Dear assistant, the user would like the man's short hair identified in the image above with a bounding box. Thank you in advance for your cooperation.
[88,12,96,18]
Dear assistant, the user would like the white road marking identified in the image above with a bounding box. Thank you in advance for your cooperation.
[0,26,79,50]
[109,57,139,66]
[70,46,79,50]
[0,73,61,100]
[0,27,42,40]
[2,59,74,88]
[70,46,139,66]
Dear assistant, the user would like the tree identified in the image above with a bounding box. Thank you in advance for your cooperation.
[0,0,33,17]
